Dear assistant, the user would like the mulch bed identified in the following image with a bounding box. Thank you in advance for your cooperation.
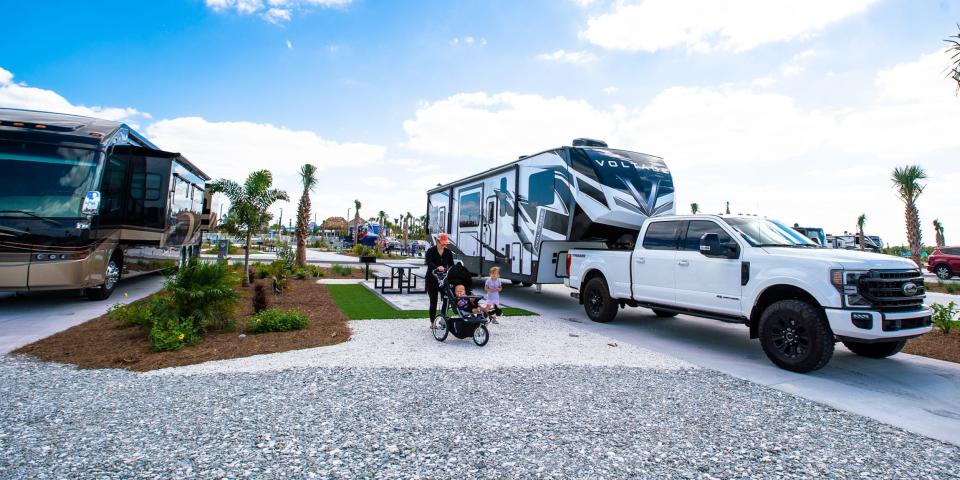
[13,279,350,372]
[903,329,960,364]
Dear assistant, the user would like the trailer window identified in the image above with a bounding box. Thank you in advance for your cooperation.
[642,221,681,250]
[486,198,495,224]
[459,192,481,228]
[527,170,554,207]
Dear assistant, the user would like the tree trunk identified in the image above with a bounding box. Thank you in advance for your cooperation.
[243,230,252,287]
[906,203,922,268]
[295,192,309,267]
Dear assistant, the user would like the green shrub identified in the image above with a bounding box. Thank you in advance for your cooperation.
[293,268,308,280]
[276,242,296,270]
[149,317,201,351]
[108,301,153,327]
[247,308,309,333]
[351,244,381,258]
[268,260,290,291]
[165,260,240,331]
[932,302,959,334]
[936,280,960,295]
[331,264,354,277]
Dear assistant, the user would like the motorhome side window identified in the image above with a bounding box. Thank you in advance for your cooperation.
[642,221,681,250]
[681,221,732,250]
[459,192,481,228]
[486,198,495,224]
[438,207,446,232]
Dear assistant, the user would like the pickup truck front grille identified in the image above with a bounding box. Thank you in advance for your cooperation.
[856,269,925,312]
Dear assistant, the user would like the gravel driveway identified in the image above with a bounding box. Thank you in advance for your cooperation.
[2,318,958,479]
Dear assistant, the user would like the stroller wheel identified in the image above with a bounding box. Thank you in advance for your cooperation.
[433,316,449,342]
[473,324,489,347]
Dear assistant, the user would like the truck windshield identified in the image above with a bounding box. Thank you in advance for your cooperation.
[0,141,99,218]
[723,218,818,248]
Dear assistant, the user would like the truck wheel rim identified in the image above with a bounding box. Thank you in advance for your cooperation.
[937,266,950,279]
[771,317,809,358]
[588,290,603,316]
[104,260,120,290]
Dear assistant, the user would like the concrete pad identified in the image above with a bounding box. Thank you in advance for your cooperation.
[0,274,166,354]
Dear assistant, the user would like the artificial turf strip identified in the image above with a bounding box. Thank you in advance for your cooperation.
[326,284,537,320]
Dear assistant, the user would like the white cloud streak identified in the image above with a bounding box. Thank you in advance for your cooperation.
[205,0,351,23]
[580,0,879,53]
[536,49,598,65]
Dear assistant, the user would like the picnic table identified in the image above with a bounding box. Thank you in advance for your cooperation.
[373,262,426,294]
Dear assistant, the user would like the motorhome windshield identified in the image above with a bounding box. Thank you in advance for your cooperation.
[723,218,818,247]
[0,141,99,218]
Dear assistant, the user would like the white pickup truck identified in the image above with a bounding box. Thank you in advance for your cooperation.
[564,215,933,372]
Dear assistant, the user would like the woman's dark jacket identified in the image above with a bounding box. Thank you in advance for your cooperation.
[425,246,454,286]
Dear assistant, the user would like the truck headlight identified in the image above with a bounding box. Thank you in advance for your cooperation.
[830,269,869,307]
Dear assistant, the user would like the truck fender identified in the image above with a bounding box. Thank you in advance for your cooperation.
[747,282,825,339]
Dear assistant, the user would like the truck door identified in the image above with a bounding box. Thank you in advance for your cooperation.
[631,220,681,305]
[675,220,742,316]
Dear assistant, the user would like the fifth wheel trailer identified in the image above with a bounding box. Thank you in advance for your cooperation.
[426,139,675,285]
[0,108,213,300]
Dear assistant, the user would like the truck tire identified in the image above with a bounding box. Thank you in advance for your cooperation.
[652,309,678,318]
[85,253,121,301]
[841,339,906,358]
[758,299,834,373]
[934,264,952,280]
[583,277,618,323]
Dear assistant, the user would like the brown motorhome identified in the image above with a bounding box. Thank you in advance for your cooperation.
[0,108,213,300]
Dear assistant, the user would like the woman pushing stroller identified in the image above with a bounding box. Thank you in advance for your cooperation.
[425,233,454,327]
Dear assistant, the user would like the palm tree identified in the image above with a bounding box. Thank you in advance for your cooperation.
[725,201,730,214]
[933,219,945,247]
[377,210,387,251]
[403,211,413,250]
[353,199,361,244]
[294,164,318,267]
[209,170,289,286]
[856,214,867,251]
[947,24,960,92]
[690,203,700,214]
[891,165,927,268]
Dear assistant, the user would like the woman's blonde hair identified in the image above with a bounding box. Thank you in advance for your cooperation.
[489,266,500,275]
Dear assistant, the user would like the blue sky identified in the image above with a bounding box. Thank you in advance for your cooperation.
[2,0,959,244]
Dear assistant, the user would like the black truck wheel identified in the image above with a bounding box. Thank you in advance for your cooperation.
[583,277,618,323]
[758,299,834,373]
[842,339,906,358]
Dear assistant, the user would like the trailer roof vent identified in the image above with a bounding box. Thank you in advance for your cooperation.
[572,138,607,148]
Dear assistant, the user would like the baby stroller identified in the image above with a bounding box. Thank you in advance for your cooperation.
[431,268,491,346]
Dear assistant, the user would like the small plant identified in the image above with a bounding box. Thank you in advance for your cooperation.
[932,302,959,334]
[293,268,308,280]
[268,259,290,291]
[937,280,960,295]
[252,280,271,313]
[276,242,296,271]
[165,259,240,331]
[108,301,153,327]
[149,317,201,351]
[246,308,309,333]
[331,264,354,277]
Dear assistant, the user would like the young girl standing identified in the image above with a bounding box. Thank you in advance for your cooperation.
[484,267,504,324]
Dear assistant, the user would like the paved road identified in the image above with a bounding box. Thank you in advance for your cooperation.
[502,283,960,446]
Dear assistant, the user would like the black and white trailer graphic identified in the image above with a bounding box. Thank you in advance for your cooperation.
[426,139,675,285]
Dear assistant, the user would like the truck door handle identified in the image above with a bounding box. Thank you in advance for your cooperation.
[635,257,645,264]
[677,260,689,266]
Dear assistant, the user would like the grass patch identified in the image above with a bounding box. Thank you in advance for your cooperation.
[326,284,537,320]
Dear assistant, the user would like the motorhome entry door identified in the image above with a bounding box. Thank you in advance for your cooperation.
[456,187,482,258]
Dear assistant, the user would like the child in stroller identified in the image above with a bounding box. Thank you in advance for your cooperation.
[431,268,492,346]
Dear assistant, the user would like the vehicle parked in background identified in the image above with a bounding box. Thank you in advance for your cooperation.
[792,224,826,246]
[927,246,960,280]
[0,108,212,300]
[868,235,884,250]
[565,215,932,373]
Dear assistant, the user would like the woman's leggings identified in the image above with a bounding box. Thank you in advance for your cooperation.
[426,281,446,322]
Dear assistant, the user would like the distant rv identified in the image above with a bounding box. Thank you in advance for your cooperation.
[0,108,213,300]
[426,139,675,285]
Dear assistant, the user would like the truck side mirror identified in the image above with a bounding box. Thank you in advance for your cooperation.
[699,233,721,256]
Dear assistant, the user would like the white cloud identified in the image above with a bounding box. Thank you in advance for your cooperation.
[360,176,397,189]
[205,0,350,23]
[751,76,776,88]
[602,86,619,94]
[0,66,144,123]
[450,36,487,47]
[580,0,879,53]
[401,50,960,245]
[286,39,293,49]
[146,117,385,205]
[536,49,598,65]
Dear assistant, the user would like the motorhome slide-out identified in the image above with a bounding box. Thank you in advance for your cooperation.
[565,215,933,373]
[0,108,213,300]
[425,138,675,285]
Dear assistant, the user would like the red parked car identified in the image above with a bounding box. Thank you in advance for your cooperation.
[927,246,960,280]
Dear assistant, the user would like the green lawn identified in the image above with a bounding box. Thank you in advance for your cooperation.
[326,284,537,320]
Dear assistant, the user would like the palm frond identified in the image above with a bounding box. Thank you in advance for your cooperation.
[299,164,318,192]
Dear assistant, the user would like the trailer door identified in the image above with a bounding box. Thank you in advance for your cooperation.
[456,187,482,259]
